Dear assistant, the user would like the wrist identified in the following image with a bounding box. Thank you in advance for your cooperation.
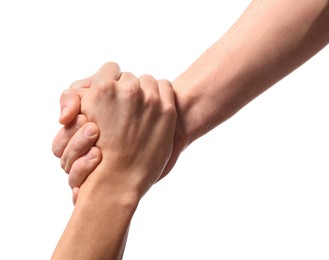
[172,77,198,146]
[76,163,141,212]
[172,39,252,144]
[53,165,139,260]
[173,72,230,145]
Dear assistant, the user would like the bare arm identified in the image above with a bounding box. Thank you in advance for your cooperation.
[52,0,329,192]
[51,180,136,260]
[174,0,329,146]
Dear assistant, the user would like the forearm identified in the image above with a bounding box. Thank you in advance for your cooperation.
[52,164,139,260]
[173,0,329,145]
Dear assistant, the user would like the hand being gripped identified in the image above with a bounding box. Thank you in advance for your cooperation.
[52,76,102,202]
[52,63,187,203]
[76,62,177,199]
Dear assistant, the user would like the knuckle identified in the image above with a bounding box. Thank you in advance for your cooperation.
[140,74,156,82]
[121,82,141,99]
[121,71,135,78]
[158,79,172,86]
[94,78,116,94]
[69,141,82,154]
[144,94,160,107]
[60,145,81,173]
[162,103,177,120]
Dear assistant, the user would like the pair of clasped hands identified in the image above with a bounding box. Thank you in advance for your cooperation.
[52,62,183,204]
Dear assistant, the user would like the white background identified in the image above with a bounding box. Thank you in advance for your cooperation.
[1,0,328,259]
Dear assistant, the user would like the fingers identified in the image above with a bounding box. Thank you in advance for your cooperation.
[118,72,139,85]
[157,79,177,128]
[59,89,82,125]
[154,80,177,182]
[68,146,102,189]
[61,122,100,173]
[56,62,178,203]
[158,79,176,108]
[117,72,143,100]
[59,77,92,125]
[138,75,160,103]
[61,65,120,125]
[52,114,88,158]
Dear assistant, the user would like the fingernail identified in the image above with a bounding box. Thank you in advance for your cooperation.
[84,124,97,137]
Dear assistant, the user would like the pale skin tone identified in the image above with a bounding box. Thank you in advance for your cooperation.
[52,0,329,257]
[53,0,329,198]
[51,63,177,260]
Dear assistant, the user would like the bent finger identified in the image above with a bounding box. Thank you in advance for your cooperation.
[59,89,85,125]
[158,79,176,107]
[61,122,99,173]
[68,146,102,189]
[59,77,93,124]
[139,74,160,102]
[52,114,88,158]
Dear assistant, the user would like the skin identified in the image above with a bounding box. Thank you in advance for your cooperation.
[53,0,329,259]
[51,63,177,259]
[53,0,329,203]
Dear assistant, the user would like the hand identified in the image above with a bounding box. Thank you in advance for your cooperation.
[52,77,103,202]
[78,62,177,198]
[52,65,187,203]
